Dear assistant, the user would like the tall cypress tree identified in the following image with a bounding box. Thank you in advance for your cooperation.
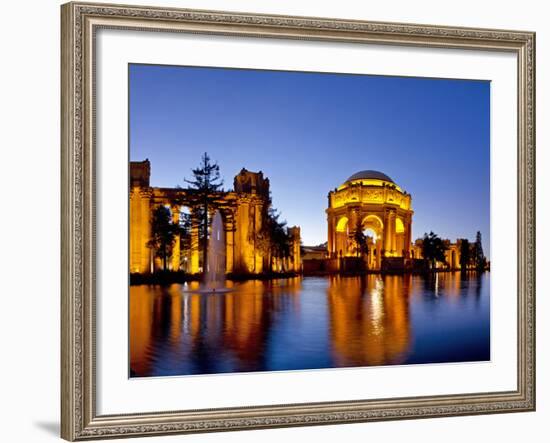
[184,152,223,271]
[459,239,471,270]
[473,231,486,271]
[353,220,368,258]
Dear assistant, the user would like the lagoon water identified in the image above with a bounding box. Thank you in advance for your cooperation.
[129,272,490,377]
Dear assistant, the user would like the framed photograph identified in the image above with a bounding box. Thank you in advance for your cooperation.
[61,1,536,440]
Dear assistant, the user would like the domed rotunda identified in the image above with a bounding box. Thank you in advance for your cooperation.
[326,170,413,270]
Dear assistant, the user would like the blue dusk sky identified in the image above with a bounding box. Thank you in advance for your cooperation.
[129,64,490,255]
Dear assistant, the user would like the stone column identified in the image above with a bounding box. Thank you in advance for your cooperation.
[129,187,151,273]
[332,216,338,258]
[171,206,180,272]
[225,214,234,274]
[404,218,412,257]
[383,210,391,256]
[295,228,301,272]
[390,210,397,254]
[327,213,334,257]
[234,199,253,273]
[190,211,200,274]
[288,226,301,272]
[349,209,358,234]
[254,202,263,273]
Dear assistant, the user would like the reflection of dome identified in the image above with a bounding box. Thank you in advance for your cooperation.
[345,170,394,184]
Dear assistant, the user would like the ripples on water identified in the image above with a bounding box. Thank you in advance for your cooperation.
[129,272,490,377]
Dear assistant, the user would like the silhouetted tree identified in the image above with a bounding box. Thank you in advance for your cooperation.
[353,221,369,258]
[459,239,471,270]
[265,207,291,271]
[148,205,178,272]
[184,153,223,271]
[421,231,448,270]
[472,231,487,271]
[255,190,294,273]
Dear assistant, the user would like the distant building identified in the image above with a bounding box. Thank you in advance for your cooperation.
[301,246,327,261]
[411,238,480,270]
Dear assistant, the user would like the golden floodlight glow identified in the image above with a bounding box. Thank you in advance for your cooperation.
[336,216,349,233]
[327,170,413,266]
[395,217,405,234]
[129,160,302,275]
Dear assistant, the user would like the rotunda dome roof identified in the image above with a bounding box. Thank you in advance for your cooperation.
[345,170,394,184]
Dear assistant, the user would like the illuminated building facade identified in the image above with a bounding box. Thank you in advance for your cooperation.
[129,160,301,275]
[326,170,413,270]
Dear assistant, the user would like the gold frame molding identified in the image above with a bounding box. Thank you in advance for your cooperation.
[61,2,536,440]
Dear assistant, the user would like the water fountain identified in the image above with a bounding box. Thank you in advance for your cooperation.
[187,210,232,294]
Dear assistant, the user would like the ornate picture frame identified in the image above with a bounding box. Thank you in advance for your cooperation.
[61,1,535,440]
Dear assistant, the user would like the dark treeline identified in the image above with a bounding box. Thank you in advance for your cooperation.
[421,230,487,272]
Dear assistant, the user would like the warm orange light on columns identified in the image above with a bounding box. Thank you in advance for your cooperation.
[326,170,413,269]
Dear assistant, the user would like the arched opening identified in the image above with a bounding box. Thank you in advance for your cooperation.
[335,216,349,256]
[395,217,405,233]
[361,215,384,269]
[395,217,406,257]
[216,208,234,274]
[362,214,384,239]
[177,206,193,273]
[336,216,349,232]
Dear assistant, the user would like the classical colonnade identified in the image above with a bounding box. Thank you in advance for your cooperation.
[129,160,301,275]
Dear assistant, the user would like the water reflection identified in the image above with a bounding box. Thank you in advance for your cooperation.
[130,272,490,377]
[327,275,412,367]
